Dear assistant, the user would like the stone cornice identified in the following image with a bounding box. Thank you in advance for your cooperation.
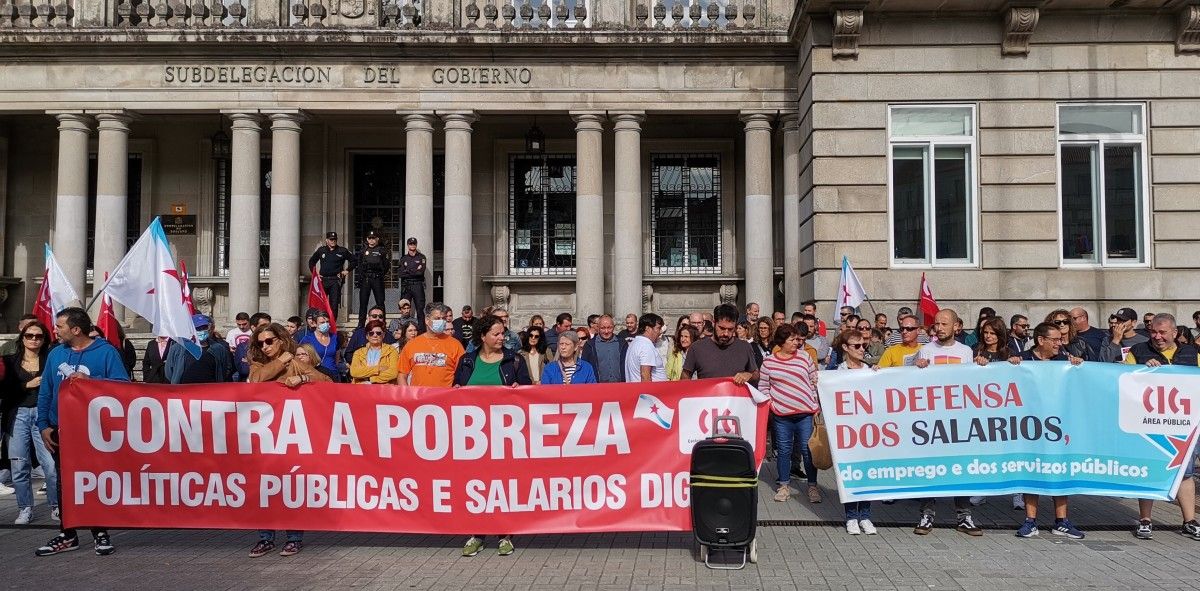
[0,27,791,49]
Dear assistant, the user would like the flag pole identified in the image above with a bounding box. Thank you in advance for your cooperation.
[83,272,119,314]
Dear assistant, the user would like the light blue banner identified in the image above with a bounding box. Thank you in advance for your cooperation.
[817,362,1200,502]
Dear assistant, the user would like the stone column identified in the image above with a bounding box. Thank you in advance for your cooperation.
[572,112,605,318]
[52,113,92,301]
[741,112,775,312]
[93,112,132,313]
[781,113,801,316]
[227,113,262,320]
[612,112,644,319]
[442,112,476,309]
[404,113,435,304]
[267,111,304,320]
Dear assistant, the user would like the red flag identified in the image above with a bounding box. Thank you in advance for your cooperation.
[918,272,940,327]
[308,265,336,332]
[180,259,196,314]
[33,268,57,340]
[97,272,123,350]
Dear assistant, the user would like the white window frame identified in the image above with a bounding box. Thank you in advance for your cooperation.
[1055,102,1150,268]
[886,104,980,268]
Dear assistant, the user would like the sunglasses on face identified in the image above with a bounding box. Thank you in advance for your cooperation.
[368,330,384,336]
[846,342,866,350]
[23,333,44,340]
[857,326,870,331]
[369,314,384,319]
[257,337,277,348]
[1053,320,1070,326]
[900,326,919,332]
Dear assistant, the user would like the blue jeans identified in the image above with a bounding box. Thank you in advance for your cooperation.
[773,413,816,486]
[259,530,303,543]
[844,501,872,520]
[8,407,58,510]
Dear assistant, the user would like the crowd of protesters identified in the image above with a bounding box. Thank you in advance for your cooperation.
[1,293,1198,559]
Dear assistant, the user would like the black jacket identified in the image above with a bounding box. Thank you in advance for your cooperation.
[453,348,532,387]
[1129,342,1199,366]
[142,338,173,384]
[580,335,628,383]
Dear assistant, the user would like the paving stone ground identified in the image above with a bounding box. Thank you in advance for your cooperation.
[2,467,1197,590]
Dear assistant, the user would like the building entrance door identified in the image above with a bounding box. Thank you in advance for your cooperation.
[350,153,444,318]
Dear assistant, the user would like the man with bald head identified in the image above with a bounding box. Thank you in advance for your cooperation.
[688,312,704,328]
[912,308,982,537]
[1069,307,1106,352]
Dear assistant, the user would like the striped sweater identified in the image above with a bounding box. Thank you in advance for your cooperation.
[758,352,820,415]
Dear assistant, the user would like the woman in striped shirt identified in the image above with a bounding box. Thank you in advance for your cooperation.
[759,323,821,503]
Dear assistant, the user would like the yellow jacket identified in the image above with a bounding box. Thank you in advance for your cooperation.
[349,344,400,384]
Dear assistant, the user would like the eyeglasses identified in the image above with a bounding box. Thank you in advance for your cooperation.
[529,334,539,339]
[369,314,384,319]
[256,337,277,348]
[368,330,384,336]
[900,326,920,332]
[1052,320,1070,326]
[857,326,870,331]
[23,334,44,340]
[846,342,867,350]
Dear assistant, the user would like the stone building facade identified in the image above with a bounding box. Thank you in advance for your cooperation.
[0,0,1197,330]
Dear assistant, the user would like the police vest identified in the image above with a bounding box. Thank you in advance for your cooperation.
[1129,342,1199,366]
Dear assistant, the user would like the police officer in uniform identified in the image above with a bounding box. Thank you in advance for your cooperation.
[308,231,354,322]
[398,237,427,330]
[354,230,390,326]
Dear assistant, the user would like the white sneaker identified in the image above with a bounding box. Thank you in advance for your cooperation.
[846,519,861,535]
[37,484,47,495]
[0,483,14,495]
[969,496,985,506]
[1012,494,1025,510]
[859,519,878,535]
[14,507,32,525]
[51,507,61,522]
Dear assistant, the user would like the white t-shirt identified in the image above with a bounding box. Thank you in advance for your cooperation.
[625,335,667,382]
[225,327,252,350]
[917,340,974,366]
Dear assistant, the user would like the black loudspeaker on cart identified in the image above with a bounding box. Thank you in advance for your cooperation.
[689,415,758,569]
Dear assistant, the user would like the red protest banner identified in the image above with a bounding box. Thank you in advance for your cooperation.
[57,378,767,534]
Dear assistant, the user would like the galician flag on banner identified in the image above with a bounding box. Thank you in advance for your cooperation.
[103,218,200,357]
[834,255,868,325]
[33,244,80,340]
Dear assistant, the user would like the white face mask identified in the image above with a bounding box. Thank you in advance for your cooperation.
[318,322,330,334]
[431,319,447,334]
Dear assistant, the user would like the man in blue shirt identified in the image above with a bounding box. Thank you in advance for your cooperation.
[35,307,129,557]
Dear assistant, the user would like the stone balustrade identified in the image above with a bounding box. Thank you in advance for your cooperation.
[0,0,74,27]
[113,0,246,27]
[635,0,757,30]
[0,0,783,30]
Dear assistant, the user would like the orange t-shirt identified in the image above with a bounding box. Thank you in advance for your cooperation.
[398,334,465,387]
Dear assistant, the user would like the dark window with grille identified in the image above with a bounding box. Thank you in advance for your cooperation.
[215,157,272,276]
[650,154,721,274]
[86,155,143,275]
[509,155,577,275]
